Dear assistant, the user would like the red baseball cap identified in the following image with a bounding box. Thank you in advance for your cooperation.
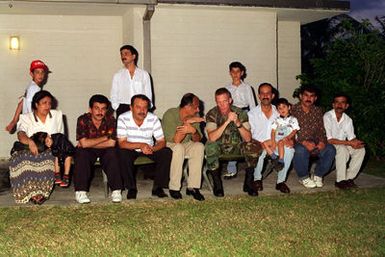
[30,60,49,73]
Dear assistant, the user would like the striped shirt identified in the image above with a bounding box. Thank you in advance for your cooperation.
[117,111,164,147]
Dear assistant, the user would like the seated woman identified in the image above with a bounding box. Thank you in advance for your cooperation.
[9,90,64,204]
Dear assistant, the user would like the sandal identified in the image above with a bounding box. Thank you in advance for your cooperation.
[60,175,70,188]
[54,172,62,185]
[34,194,46,205]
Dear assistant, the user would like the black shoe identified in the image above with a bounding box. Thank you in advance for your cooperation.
[276,182,290,194]
[243,168,258,196]
[127,189,138,199]
[213,188,224,197]
[272,159,284,171]
[346,179,358,188]
[152,188,168,198]
[186,188,205,201]
[335,180,348,190]
[169,190,182,199]
[252,180,263,191]
[208,169,224,197]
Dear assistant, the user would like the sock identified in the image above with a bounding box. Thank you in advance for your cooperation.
[271,153,278,159]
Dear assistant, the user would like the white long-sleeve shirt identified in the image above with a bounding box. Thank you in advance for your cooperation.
[323,110,356,141]
[110,67,152,110]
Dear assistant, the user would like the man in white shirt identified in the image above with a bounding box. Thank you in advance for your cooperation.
[248,83,294,193]
[110,45,152,117]
[224,61,256,179]
[117,94,171,199]
[323,93,365,189]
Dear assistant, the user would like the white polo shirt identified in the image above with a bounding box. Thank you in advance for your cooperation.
[225,82,256,109]
[323,110,356,141]
[17,110,64,137]
[22,81,41,114]
[117,111,164,147]
[110,67,152,110]
[248,105,279,142]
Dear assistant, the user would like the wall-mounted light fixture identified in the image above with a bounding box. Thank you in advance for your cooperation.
[9,36,20,50]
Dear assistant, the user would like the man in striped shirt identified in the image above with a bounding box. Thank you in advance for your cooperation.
[117,94,172,199]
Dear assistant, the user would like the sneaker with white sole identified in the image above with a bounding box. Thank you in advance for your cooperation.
[314,176,323,188]
[75,191,90,204]
[111,190,122,203]
[300,178,316,188]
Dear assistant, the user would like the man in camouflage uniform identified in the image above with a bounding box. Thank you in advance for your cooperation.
[205,88,262,197]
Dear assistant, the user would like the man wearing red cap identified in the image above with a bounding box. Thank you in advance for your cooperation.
[5,60,50,133]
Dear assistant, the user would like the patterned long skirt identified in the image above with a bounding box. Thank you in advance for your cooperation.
[9,150,55,204]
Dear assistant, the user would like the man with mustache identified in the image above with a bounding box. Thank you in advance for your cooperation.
[110,45,152,117]
[248,83,294,193]
[74,94,123,204]
[118,94,172,199]
[205,88,261,197]
[323,93,365,189]
[291,85,336,188]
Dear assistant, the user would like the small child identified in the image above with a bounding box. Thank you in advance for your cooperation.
[264,98,300,171]
[5,60,49,133]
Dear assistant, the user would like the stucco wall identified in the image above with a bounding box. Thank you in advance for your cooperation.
[0,14,122,157]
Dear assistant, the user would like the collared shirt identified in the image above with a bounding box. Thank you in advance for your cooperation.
[117,111,164,147]
[22,81,41,114]
[205,105,250,145]
[17,110,64,137]
[76,112,116,141]
[291,103,327,144]
[162,107,202,144]
[110,67,152,110]
[225,82,256,109]
[271,115,300,140]
[323,110,356,141]
[248,105,279,142]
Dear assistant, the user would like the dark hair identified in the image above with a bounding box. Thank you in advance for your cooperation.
[180,93,197,108]
[31,90,54,110]
[333,93,350,104]
[299,85,319,96]
[89,94,110,109]
[229,61,247,80]
[258,82,274,94]
[275,98,291,107]
[215,87,232,98]
[131,94,151,107]
[120,45,139,65]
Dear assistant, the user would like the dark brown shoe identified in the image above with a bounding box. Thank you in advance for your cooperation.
[275,182,290,194]
[252,180,263,191]
[335,180,348,190]
[346,179,358,188]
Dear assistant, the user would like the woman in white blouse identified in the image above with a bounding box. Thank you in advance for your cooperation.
[9,90,64,204]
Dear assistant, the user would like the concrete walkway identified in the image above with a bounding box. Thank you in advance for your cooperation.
[0,162,384,207]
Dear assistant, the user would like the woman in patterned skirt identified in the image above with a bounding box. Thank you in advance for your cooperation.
[9,90,64,204]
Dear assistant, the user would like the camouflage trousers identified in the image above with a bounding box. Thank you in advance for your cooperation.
[205,140,262,171]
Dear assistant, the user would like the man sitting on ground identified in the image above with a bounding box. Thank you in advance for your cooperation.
[118,94,172,199]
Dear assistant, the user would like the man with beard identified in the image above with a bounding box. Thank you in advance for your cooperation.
[205,88,261,197]
[74,95,123,204]
[323,93,365,189]
[110,45,152,117]
[291,85,336,188]
[118,94,172,199]
[248,83,294,193]
[162,93,205,201]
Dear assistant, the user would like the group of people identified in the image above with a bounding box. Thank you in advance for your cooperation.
[6,44,366,205]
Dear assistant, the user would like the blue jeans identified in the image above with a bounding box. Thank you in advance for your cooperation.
[254,146,294,183]
[293,143,336,180]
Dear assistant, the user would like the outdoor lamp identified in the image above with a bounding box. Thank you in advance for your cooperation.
[9,36,20,50]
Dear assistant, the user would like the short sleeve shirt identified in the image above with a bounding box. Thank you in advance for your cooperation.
[271,115,300,140]
[17,110,64,137]
[205,105,250,144]
[76,112,116,141]
[162,107,202,143]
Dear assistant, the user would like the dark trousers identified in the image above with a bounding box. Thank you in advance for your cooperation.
[119,148,172,190]
[74,147,123,191]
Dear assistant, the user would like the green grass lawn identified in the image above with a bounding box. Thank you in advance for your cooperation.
[0,188,384,257]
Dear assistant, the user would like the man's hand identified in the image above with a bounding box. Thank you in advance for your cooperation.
[177,124,196,136]
[302,140,316,152]
[184,117,205,124]
[350,139,365,149]
[317,141,326,151]
[141,143,153,155]
[227,112,241,127]
[28,139,39,155]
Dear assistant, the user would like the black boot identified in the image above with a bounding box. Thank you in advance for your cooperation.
[243,168,258,196]
[208,169,224,197]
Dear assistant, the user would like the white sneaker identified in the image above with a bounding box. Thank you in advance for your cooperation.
[314,176,324,188]
[111,190,122,203]
[300,178,316,188]
[75,191,90,204]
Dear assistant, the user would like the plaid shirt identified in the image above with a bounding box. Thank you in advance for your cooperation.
[76,113,116,141]
[291,103,327,144]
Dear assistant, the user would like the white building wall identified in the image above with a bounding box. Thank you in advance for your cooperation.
[277,20,301,102]
[151,5,277,116]
[0,14,122,157]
